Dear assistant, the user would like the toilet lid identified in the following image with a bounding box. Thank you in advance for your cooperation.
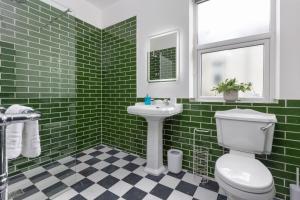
[215,154,273,193]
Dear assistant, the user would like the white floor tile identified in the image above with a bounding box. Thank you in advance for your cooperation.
[111,168,131,179]
[24,192,48,200]
[114,151,128,159]
[24,167,46,178]
[87,170,108,183]
[135,178,157,193]
[159,175,181,189]
[35,176,60,190]
[143,194,163,200]
[77,154,93,162]
[52,188,77,200]
[132,157,146,165]
[96,153,111,160]
[194,187,218,200]
[100,146,112,152]
[182,172,202,186]
[93,160,110,170]
[83,148,97,154]
[62,174,85,186]
[133,166,147,177]
[71,162,89,171]
[109,180,132,196]
[80,184,106,199]
[48,165,69,175]
[57,156,74,164]
[167,190,193,200]
[113,159,130,168]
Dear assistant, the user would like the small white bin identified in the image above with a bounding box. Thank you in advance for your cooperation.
[168,149,183,174]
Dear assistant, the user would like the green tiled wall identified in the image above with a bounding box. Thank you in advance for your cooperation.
[101,18,299,200]
[0,0,101,175]
[149,47,176,80]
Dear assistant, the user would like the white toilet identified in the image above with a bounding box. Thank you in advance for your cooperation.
[214,109,277,200]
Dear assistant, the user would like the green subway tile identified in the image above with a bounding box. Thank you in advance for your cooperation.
[287,100,300,107]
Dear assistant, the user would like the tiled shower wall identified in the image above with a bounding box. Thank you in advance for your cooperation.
[0,0,102,175]
[101,18,299,200]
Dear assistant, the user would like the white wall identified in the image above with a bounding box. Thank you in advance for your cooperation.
[279,0,300,99]
[40,0,103,28]
[101,0,192,98]
[41,0,300,99]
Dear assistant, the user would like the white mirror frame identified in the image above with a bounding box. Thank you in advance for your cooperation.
[147,30,180,83]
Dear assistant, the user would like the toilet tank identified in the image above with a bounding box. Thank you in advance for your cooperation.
[215,109,277,154]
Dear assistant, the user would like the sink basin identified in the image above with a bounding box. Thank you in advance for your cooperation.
[127,102,183,118]
[127,101,183,176]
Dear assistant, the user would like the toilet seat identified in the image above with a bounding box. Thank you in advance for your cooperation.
[215,154,274,194]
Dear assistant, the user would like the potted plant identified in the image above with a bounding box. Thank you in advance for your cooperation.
[212,78,252,102]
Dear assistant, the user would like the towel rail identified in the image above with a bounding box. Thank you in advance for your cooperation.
[0,107,41,200]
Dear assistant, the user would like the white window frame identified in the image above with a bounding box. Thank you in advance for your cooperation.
[195,0,277,102]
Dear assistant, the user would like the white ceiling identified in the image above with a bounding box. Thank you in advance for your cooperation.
[85,0,122,10]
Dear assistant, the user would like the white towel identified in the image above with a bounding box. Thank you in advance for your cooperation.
[6,105,41,159]
[22,119,41,158]
[6,105,24,159]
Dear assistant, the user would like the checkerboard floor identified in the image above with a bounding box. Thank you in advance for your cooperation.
[8,145,227,200]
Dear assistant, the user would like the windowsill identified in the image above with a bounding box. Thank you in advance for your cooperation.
[191,98,278,104]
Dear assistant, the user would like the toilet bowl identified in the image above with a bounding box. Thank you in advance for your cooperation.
[215,153,275,200]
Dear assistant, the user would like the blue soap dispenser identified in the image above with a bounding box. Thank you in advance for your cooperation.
[144,94,151,105]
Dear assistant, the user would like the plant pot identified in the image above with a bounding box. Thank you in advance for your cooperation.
[223,91,238,102]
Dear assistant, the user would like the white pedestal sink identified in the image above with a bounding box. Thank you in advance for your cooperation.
[127,101,183,176]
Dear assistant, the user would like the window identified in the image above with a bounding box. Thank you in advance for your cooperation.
[196,0,276,101]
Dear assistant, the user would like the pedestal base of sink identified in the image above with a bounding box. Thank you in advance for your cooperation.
[144,166,166,176]
[144,117,165,176]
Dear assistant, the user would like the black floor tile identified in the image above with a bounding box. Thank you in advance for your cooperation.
[8,173,26,185]
[106,149,119,155]
[44,161,61,170]
[29,171,51,183]
[95,191,119,200]
[150,184,173,199]
[167,171,186,179]
[14,185,39,200]
[104,156,119,164]
[65,160,81,168]
[101,165,119,174]
[146,173,165,182]
[89,151,103,157]
[55,169,76,180]
[123,163,139,171]
[70,194,87,200]
[72,152,86,158]
[122,187,147,200]
[122,173,143,185]
[98,175,119,189]
[71,178,94,193]
[217,194,227,200]
[199,180,219,193]
[95,145,105,150]
[79,167,98,177]
[176,181,197,196]
[42,182,68,197]
[85,158,101,165]
[123,155,137,162]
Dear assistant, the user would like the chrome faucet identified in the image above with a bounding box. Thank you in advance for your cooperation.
[163,99,170,106]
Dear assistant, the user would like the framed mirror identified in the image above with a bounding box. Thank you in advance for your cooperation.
[147,30,179,82]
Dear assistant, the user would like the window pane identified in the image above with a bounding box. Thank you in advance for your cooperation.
[201,45,264,98]
[198,0,271,45]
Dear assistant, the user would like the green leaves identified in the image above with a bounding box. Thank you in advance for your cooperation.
[211,78,252,94]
